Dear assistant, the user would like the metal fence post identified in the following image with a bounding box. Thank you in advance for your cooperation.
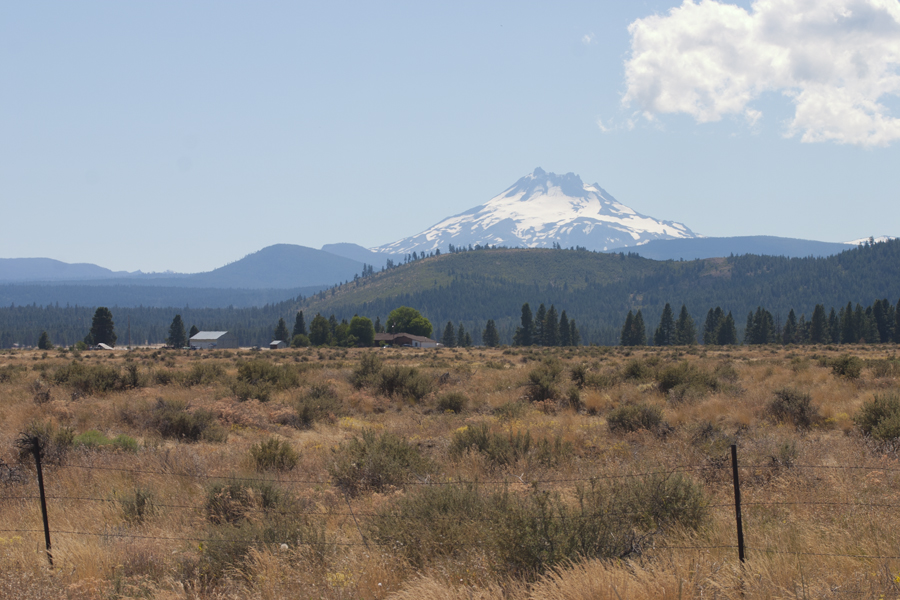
[730,444,745,563]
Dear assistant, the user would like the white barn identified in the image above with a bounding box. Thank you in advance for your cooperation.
[190,331,238,349]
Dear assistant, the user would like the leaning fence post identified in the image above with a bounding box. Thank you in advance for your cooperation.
[730,444,745,563]
[17,434,53,566]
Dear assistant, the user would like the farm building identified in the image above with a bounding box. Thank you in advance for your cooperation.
[375,332,439,349]
[190,331,238,349]
[269,340,288,349]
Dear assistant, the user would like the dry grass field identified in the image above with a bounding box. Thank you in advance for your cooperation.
[2,343,900,599]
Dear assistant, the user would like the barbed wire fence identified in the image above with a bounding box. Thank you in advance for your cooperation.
[4,443,900,572]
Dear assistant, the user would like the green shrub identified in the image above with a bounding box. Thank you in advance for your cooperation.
[767,388,819,429]
[831,354,863,380]
[493,401,528,421]
[869,359,900,379]
[622,358,653,382]
[291,383,341,428]
[329,430,432,495]
[52,361,126,395]
[72,430,139,452]
[569,363,589,389]
[526,358,563,401]
[435,391,467,413]
[657,361,718,401]
[375,365,431,402]
[180,363,226,387]
[0,364,24,383]
[350,352,383,389]
[854,393,900,441]
[250,437,299,471]
[607,403,663,434]
[236,360,300,389]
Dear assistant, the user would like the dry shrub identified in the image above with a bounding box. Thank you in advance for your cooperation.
[290,383,341,428]
[366,473,707,578]
[607,404,663,434]
[121,398,226,443]
[526,358,563,401]
[657,361,718,402]
[830,354,863,380]
[435,391,468,413]
[449,423,571,467]
[766,388,819,429]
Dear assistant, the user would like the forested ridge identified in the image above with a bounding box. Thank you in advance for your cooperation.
[1,240,898,347]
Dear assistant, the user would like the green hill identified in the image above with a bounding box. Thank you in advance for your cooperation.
[299,241,900,345]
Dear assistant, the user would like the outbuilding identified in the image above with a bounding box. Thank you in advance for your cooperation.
[190,331,239,349]
[269,340,288,350]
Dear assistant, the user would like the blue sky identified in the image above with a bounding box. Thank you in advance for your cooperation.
[2,0,899,272]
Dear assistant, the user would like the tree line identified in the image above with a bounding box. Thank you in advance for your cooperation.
[620,298,900,346]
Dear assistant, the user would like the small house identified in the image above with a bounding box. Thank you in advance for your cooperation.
[190,331,239,349]
[375,332,439,349]
[269,340,288,350]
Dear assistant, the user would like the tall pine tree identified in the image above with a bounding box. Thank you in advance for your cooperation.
[292,311,307,337]
[674,304,696,345]
[654,303,676,346]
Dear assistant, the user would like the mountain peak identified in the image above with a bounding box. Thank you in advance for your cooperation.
[373,169,697,255]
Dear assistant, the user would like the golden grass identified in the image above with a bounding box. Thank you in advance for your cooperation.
[1,344,900,598]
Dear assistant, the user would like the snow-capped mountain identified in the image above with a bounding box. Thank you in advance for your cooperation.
[844,236,896,245]
[373,168,698,255]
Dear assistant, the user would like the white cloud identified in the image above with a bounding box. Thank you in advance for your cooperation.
[623,0,900,146]
[582,33,595,45]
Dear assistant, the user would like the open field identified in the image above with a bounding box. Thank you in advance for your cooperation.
[2,343,900,599]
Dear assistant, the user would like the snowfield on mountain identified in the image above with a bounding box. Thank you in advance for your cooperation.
[374,167,698,255]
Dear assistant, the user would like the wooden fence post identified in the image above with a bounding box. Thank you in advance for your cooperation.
[730,444,745,563]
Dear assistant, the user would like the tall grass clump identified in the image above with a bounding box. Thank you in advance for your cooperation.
[854,393,900,441]
[329,429,432,495]
[72,430,139,453]
[249,437,299,471]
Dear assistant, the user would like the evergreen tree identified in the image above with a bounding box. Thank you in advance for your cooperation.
[717,312,738,345]
[632,310,647,346]
[621,311,635,346]
[746,307,776,344]
[274,318,290,342]
[828,308,841,343]
[88,307,117,347]
[703,308,724,345]
[840,302,855,343]
[328,314,339,337]
[167,314,187,348]
[189,325,200,339]
[463,331,472,347]
[457,322,468,347]
[309,313,332,346]
[559,311,571,346]
[674,304,696,345]
[513,303,534,346]
[292,311,307,338]
[374,317,383,334]
[810,304,828,344]
[654,303,676,346]
[895,298,900,343]
[483,320,500,347]
[544,305,559,346]
[569,320,580,346]
[534,304,547,346]
[442,321,457,347]
[782,309,798,345]
[37,331,53,350]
